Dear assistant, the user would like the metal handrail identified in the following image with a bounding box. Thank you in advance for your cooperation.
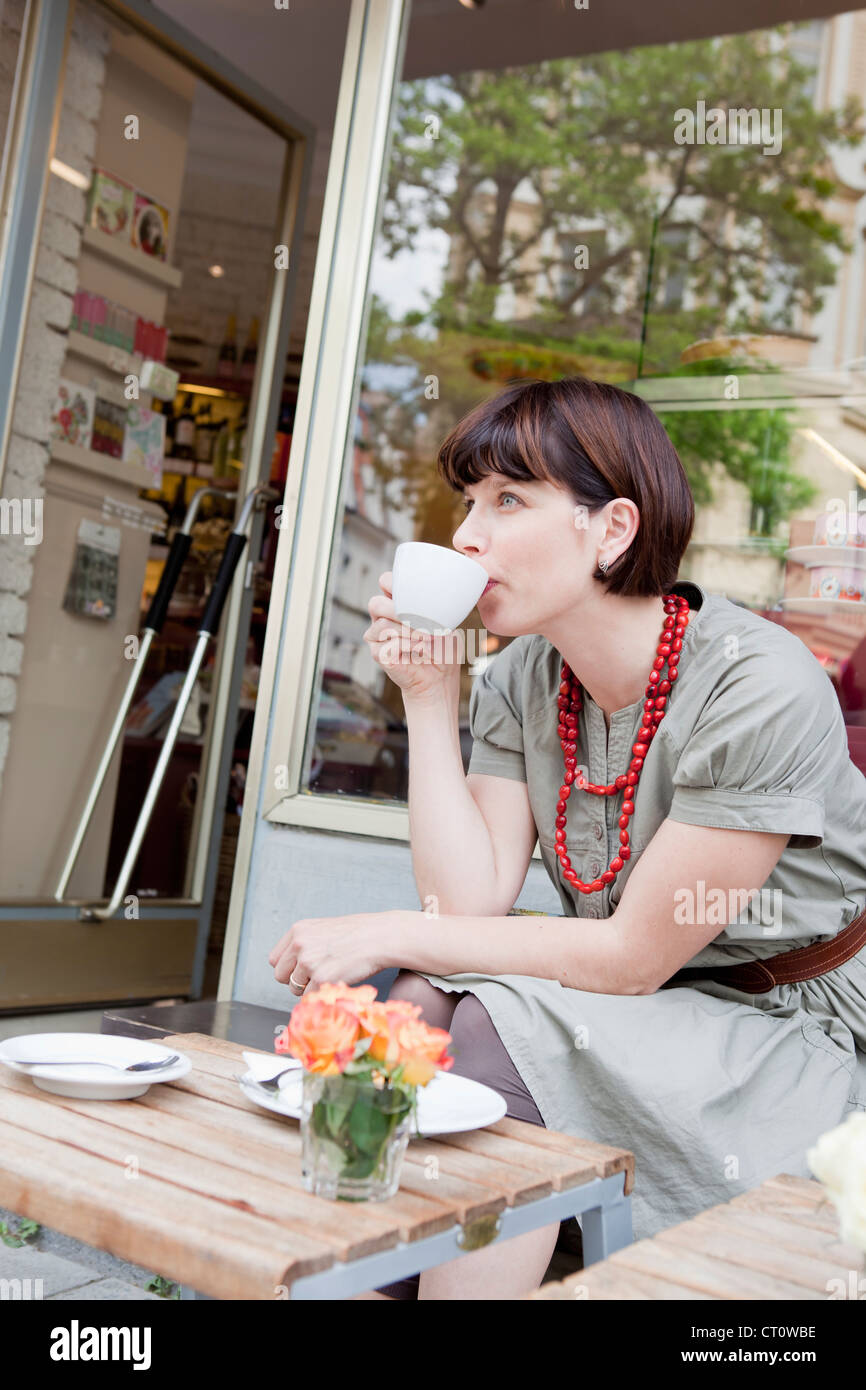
[75,484,277,921]
[54,486,237,905]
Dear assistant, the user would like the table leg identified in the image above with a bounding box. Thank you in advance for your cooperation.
[580,1191,633,1266]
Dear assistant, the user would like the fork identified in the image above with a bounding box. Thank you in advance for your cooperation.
[234,1064,301,1091]
[11,1053,180,1072]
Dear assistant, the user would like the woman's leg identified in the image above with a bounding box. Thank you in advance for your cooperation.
[447,993,545,1125]
[386,969,465,1029]
[369,971,466,1300]
[418,994,558,1300]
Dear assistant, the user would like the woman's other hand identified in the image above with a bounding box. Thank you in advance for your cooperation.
[268,909,410,995]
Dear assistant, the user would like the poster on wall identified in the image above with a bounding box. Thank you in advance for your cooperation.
[132,191,171,261]
[123,404,166,486]
[50,378,95,450]
[86,168,135,240]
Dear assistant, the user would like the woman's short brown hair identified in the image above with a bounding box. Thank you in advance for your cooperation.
[437,376,694,597]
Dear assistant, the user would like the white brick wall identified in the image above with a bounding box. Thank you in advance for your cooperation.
[0,2,111,787]
[0,635,23,676]
[0,677,16,716]
[0,538,34,597]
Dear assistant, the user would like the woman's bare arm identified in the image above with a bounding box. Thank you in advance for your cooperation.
[404,686,537,916]
[382,819,791,993]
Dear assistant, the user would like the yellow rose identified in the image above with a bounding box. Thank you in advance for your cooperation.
[392,1016,454,1087]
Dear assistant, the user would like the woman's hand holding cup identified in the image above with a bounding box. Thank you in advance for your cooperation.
[364,572,462,702]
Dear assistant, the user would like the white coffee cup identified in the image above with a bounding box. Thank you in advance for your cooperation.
[391,542,490,633]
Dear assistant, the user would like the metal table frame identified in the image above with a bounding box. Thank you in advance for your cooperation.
[178,1171,633,1300]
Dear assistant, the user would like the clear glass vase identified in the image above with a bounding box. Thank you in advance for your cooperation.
[300,1070,414,1201]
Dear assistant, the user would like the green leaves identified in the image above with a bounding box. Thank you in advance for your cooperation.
[348,1097,390,1156]
[379,26,863,352]
[308,1075,414,1185]
[0,1217,40,1248]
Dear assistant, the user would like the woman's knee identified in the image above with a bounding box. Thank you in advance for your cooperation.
[387,970,462,1031]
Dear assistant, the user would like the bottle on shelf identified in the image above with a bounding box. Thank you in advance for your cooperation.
[240,317,259,382]
[194,402,215,466]
[173,393,196,461]
[159,396,176,457]
[217,314,238,380]
[212,418,230,480]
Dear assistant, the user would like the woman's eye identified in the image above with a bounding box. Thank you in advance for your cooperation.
[462,492,520,512]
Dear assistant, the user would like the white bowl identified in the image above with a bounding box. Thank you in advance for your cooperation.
[0,1032,191,1100]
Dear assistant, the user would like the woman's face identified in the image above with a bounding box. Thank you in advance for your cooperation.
[452,472,600,636]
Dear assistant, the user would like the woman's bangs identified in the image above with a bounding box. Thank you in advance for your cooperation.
[438,405,554,493]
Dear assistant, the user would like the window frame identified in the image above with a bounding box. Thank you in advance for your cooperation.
[259,0,417,845]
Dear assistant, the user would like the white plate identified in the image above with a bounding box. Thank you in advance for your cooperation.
[0,1033,192,1100]
[239,1068,507,1137]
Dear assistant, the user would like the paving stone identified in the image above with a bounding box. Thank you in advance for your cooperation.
[0,1244,100,1297]
[49,1278,164,1301]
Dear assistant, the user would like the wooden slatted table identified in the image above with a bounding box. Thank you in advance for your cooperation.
[0,1031,635,1300]
[530,1174,861,1301]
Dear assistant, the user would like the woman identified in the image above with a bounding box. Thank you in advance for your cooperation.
[269,376,866,1300]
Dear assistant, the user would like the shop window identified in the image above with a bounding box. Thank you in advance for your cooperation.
[299,11,866,806]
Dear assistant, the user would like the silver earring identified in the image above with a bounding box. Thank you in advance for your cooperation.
[598,557,609,573]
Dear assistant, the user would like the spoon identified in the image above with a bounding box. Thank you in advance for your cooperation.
[11,1053,180,1072]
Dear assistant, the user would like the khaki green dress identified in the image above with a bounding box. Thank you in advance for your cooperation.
[417,579,866,1240]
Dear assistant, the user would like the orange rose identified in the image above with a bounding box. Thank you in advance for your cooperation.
[358,1000,422,1067]
[392,1017,454,1087]
[309,983,378,1012]
[283,998,360,1075]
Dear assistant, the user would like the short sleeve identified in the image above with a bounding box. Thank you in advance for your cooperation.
[466,638,528,783]
[667,646,840,849]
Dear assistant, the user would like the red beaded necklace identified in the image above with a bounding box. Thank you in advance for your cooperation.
[555,591,690,896]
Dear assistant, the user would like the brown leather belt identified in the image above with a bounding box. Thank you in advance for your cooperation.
[662,901,866,994]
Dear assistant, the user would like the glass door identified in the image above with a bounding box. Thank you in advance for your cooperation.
[0,0,314,1008]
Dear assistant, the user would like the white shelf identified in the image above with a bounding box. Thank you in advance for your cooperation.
[162,458,210,477]
[160,459,236,488]
[50,438,156,491]
[785,545,866,568]
[65,329,142,376]
[778,597,866,618]
[81,225,183,289]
